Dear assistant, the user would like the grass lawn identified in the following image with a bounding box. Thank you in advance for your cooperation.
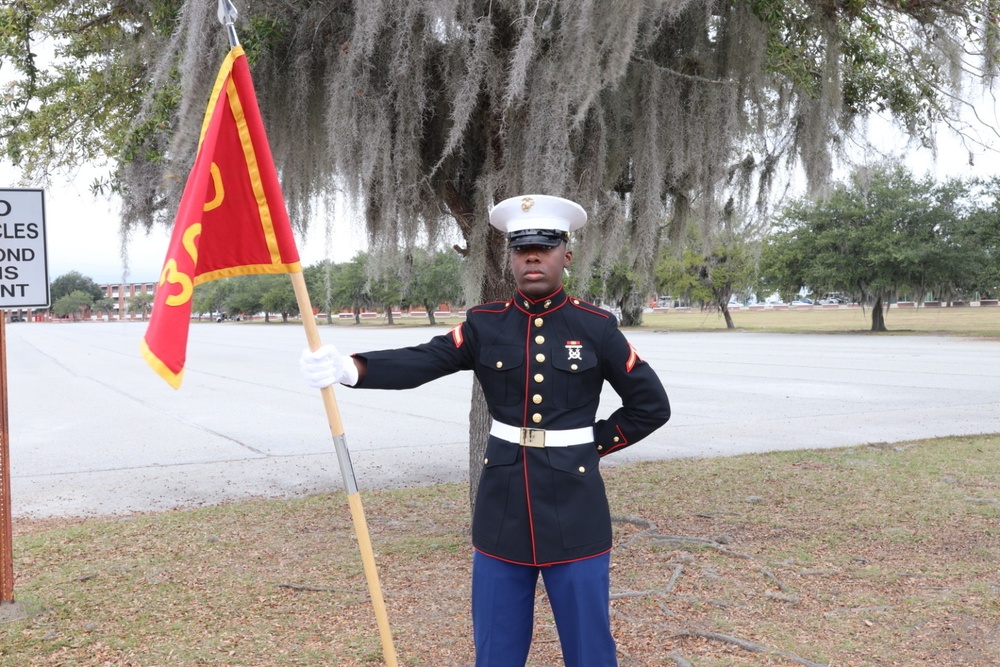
[4,435,999,666]
[642,304,1000,337]
[247,303,1000,338]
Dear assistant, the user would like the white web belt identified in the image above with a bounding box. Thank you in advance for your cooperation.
[489,421,594,448]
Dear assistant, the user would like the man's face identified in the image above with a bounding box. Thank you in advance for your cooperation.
[509,243,573,299]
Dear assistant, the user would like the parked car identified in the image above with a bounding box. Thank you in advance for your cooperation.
[9,315,23,322]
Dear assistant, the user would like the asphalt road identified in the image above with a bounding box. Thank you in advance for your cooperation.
[5,320,1000,518]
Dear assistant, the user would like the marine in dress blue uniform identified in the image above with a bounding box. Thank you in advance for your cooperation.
[300,195,670,666]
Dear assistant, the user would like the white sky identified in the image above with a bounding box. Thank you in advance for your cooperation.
[858,94,1000,183]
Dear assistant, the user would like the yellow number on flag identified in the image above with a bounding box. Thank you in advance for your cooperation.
[159,258,194,307]
[183,223,202,264]
[204,163,224,212]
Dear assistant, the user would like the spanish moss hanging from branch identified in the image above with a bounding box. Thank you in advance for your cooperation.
[87,0,999,305]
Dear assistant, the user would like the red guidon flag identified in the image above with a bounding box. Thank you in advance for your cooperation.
[141,46,301,388]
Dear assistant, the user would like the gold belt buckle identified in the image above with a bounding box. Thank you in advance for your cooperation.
[519,428,546,448]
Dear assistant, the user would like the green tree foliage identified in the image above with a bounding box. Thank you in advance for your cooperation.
[701,242,759,329]
[192,278,237,320]
[51,289,92,320]
[0,1,177,184]
[759,165,973,331]
[955,177,1000,299]
[223,275,265,320]
[331,255,373,324]
[93,296,116,320]
[306,251,465,325]
[657,221,761,328]
[584,262,647,326]
[189,274,297,322]
[127,291,154,320]
[407,249,464,326]
[303,260,340,323]
[258,274,298,322]
[655,247,712,309]
[178,251,479,326]
[368,262,404,325]
[49,270,103,302]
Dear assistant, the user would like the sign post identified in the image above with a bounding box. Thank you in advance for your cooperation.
[0,188,48,604]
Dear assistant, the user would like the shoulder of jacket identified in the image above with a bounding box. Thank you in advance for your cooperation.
[567,297,612,319]
[467,300,512,315]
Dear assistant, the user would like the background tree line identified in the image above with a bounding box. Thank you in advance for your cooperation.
[43,164,1000,332]
[193,248,466,324]
[41,248,467,324]
[655,166,1000,332]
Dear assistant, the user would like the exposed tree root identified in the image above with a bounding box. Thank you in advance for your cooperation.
[610,589,670,601]
[670,594,741,608]
[824,604,894,616]
[666,651,694,667]
[761,567,793,592]
[610,514,829,666]
[798,568,841,576]
[612,515,752,558]
[612,515,656,529]
[672,629,829,667]
[665,563,684,592]
[275,582,335,592]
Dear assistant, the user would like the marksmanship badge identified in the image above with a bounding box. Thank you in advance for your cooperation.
[565,340,582,360]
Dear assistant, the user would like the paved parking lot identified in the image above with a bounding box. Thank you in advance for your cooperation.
[6,321,1000,518]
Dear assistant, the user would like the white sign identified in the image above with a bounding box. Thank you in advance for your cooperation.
[0,189,49,308]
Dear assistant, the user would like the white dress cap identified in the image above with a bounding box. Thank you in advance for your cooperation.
[489,195,587,247]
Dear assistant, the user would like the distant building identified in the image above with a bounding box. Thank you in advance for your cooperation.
[103,281,157,320]
[4,281,159,322]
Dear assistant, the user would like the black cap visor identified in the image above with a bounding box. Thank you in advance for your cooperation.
[506,228,569,248]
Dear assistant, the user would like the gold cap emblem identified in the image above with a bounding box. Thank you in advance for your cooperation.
[520,196,535,212]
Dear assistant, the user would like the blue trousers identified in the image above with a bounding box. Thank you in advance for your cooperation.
[471,550,618,667]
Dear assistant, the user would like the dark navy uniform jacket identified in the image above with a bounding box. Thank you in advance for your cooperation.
[352,286,670,566]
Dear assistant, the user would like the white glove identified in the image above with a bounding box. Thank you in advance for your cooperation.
[299,344,359,388]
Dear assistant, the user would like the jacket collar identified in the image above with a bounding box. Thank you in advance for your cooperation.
[512,287,568,315]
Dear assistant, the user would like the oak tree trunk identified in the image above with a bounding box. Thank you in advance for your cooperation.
[870,295,887,332]
[721,303,735,329]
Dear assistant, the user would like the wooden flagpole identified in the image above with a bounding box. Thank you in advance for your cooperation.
[216,3,398,664]
[290,273,399,667]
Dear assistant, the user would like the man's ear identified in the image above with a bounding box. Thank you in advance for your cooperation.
[564,248,573,268]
